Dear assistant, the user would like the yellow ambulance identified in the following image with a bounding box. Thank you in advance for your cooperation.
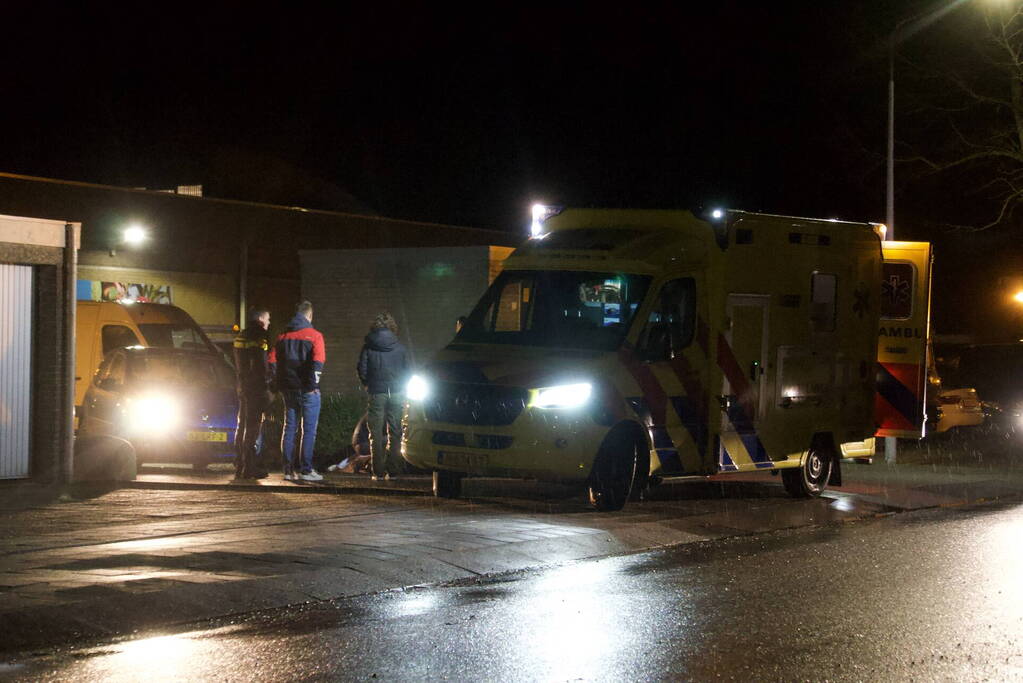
[402,208,886,510]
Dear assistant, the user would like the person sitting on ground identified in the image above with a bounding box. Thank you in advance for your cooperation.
[327,413,372,474]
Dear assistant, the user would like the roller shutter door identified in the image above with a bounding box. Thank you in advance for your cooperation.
[0,264,32,479]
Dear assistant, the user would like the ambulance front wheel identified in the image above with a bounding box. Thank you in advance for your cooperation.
[433,470,463,499]
[782,445,832,498]
[588,433,639,512]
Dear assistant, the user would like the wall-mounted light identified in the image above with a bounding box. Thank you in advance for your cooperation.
[123,224,147,245]
[110,223,149,256]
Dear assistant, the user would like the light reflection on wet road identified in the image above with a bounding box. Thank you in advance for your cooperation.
[6,502,1023,681]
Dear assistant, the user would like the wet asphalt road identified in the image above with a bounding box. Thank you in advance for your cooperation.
[4,501,1022,682]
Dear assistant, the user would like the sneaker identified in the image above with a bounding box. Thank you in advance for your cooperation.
[371,475,380,482]
[383,473,392,482]
[300,470,324,482]
[283,471,296,482]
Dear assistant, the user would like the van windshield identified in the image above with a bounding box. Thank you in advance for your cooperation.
[457,270,651,351]
[137,323,213,352]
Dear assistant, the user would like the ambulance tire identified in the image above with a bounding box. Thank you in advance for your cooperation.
[782,445,832,498]
[433,470,463,499]
[588,434,638,511]
[629,443,652,502]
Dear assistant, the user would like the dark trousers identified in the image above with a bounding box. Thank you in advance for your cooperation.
[367,391,404,476]
[235,393,267,476]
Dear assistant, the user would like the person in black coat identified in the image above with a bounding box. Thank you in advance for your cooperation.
[356,313,410,480]
[233,307,273,479]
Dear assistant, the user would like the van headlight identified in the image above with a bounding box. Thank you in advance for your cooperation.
[530,382,593,409]
[128,393,181,433]
[406,374,431,402]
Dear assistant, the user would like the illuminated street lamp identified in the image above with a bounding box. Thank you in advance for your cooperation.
[886,0,973,242]
[1014,290,1023,304]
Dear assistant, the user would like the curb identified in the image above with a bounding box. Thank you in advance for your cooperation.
[123,478,433,497]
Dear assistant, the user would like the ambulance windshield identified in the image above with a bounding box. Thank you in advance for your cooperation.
[457,270,651,350]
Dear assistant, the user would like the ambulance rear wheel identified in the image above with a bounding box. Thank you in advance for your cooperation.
[588,436,638,511]
[782,446,832,498]
[433,470,463,499]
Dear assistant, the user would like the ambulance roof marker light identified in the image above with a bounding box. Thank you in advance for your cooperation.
[711,208,724,220]
[873,223,888,240]
[529,203,563,239]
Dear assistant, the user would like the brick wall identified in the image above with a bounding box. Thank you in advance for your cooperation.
[32,263,65,484]
[300,247,495,394]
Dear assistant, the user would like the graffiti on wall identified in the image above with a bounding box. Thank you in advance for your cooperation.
[76,280,172,304]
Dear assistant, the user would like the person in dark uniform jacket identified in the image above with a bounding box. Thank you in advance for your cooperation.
[233,307,273,479]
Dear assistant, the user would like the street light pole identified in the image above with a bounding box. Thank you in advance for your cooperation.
[883,0,974,464]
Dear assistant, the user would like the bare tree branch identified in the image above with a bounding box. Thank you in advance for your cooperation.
[975,185,1023,230]
[903,148,1023,172]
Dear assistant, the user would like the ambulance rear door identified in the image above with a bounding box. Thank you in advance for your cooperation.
[876,242,933,438]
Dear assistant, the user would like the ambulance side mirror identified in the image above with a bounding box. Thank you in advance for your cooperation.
[640,322,672,362]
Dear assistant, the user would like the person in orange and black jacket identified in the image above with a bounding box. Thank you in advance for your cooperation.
[233,307,273,479]
[268,300,326,482]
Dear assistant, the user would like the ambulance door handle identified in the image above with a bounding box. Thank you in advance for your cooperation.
[717,395,734,412]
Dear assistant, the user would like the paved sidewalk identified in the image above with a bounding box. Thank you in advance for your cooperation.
[2,457,1022,654]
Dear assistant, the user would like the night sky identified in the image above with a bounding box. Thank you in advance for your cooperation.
[0,2,1017,335]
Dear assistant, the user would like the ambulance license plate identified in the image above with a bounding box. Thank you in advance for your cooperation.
[187,431,228,443]
[438,451,487,470]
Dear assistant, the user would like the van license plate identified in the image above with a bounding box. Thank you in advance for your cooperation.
[187,431,228,443]
[438,451,487,470]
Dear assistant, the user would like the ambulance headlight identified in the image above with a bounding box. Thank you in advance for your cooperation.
[406,374,431,402]
[128,393,181,434]
[530,382,593,409]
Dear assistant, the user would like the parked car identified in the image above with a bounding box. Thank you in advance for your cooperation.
[954,343,1023,415]
[934,388,985,433]
[78,346,238,469]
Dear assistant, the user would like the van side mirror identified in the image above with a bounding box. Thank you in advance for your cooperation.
[98,376,120,391]
[641,322,672,362]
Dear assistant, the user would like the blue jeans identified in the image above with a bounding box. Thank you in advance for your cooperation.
[282,390,321,474]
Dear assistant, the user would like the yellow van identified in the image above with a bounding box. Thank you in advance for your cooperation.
[75,301,217,411]
[403,208,894,510]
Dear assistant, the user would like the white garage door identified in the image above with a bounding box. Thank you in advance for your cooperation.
[0,264,32,479]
